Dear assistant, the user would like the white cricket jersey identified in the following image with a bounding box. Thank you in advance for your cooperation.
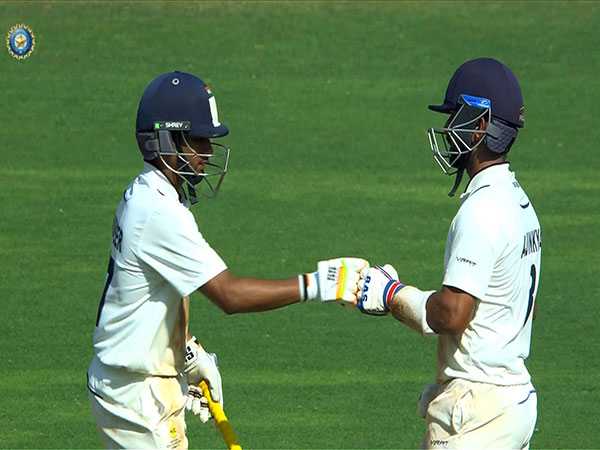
[91,163,227,376]
[439,163,541,386]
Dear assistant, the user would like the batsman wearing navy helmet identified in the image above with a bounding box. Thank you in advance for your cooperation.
[87,71,368,449]
[354,58,541,449]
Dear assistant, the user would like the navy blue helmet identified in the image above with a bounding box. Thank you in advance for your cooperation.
[428,58,524,129]
[136,71,229,139]
[427,58,524,196]
[135,71,230,203]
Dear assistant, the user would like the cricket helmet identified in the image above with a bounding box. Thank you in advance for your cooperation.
[427,58,524,195]
[135,71,230,203]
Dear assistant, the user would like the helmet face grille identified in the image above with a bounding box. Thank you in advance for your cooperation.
[158,132,230,203]
[136,129,229,204]
[427,96,491,175]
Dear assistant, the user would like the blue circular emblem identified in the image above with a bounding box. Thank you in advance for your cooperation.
[6,24,35,60]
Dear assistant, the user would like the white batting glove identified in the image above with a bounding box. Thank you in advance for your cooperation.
[299,257,369,303]
[186,385,211,423]
[357,264,404,315]
[183,337,223,423]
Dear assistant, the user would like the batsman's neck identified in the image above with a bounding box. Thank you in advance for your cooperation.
[466,146,507,178]
[148,157,184,191]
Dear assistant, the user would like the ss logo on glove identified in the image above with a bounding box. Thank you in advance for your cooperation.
[359,275,372,304]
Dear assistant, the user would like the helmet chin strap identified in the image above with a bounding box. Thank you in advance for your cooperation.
[183,173,205,206]
[447,168,465,197]
[177,160,203,206]
[186,183,198,205]
[447,151,470,197]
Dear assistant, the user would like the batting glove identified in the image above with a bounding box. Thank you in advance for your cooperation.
[299,257,368,303]
[357,264,404,315]
[186,385,211,423]
[183,337,223,422]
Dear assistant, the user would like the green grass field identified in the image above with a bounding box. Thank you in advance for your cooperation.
[2,1,600,448]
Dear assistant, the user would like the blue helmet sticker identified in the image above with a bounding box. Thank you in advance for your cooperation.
[460,94,491,109]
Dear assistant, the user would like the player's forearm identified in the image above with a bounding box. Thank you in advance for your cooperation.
[387,284,475,335]
[224,277,300,313]
[201,271,300,314]
[387,286,436,334]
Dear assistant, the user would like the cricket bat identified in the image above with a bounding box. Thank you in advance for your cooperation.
[198,380,242,450]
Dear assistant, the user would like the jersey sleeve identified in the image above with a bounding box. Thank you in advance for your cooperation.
[136,205,227,297]
[442,201,502,300]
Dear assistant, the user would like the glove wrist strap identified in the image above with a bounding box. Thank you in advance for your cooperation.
[383,280,405,311]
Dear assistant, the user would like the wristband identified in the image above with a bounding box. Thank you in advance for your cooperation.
[382,280,406,311]
[298,272,319,301]
[298,275,307,301]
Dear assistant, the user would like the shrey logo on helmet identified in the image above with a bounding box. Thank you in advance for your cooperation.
[135,71,230,205]
[154,121,192,130]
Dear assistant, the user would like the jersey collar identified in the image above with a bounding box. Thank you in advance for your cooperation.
[141,162,181,201]
[460,162,511,200]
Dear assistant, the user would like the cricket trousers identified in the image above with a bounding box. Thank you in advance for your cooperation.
[420,378,537,450]
[87,356,188,449]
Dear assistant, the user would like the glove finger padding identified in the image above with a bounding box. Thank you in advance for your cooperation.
[317,257,369,303]
[339,269,362,303]
[186,386,211,423]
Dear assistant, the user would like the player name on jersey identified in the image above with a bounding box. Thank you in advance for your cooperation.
[521,228,541,258]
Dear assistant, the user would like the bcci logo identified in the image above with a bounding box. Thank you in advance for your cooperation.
[6,24,35,60]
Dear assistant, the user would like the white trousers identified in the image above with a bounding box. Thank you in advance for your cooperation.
[88,357,188,449]
[421,378,537,450]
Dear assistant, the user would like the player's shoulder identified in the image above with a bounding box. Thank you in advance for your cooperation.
[455,184,502,226]
[458,165,521,215]
[119,172,194,228]
[456,169,538,237]
[452,188,517,253]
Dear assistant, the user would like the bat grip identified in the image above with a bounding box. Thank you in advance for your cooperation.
[198,380,242,450]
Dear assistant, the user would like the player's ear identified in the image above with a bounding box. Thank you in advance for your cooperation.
[472,116,488,143]
[479,116,488,130]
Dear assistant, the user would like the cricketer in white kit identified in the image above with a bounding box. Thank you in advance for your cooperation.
[354,58,541,449]
[87,71,367,449]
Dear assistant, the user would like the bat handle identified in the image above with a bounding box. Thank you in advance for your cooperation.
[198,381,243,450]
